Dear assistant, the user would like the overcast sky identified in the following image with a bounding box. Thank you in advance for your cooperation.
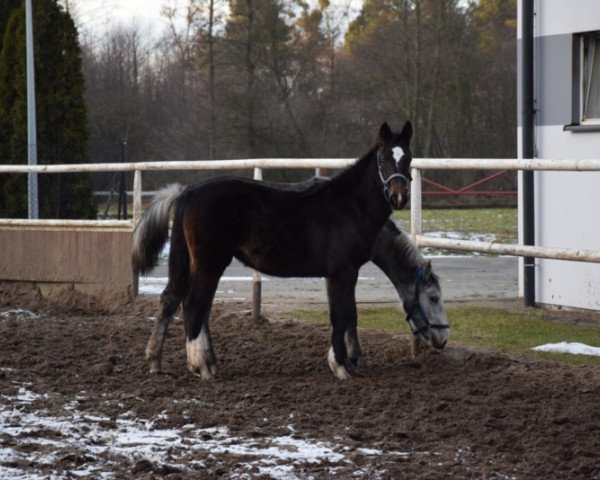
[62,0,361,42]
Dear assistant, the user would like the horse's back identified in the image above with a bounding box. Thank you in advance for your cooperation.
[176,177,305,249]
[179,176,338,229]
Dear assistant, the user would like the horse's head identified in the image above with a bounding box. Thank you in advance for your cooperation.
[377,121,413,210]
[403,260,449,350]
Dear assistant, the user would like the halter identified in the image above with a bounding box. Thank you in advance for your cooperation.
[376,150,410,203]
[405,265,450,337]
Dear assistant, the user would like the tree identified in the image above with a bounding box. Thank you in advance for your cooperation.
[82,24,152,161]
[222,0,294,158]
[290,0,355,156]
[72,0,517,202]
[0,0,20,54]
[342,0,476,158]
[470,0,517,158]
[163,0,226,159]
[0,0,96,219]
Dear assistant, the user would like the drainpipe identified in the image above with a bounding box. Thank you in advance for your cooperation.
[521,0,535,307]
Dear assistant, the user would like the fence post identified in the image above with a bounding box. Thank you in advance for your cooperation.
[410,166,423,357]
[410,167,422,242]
[131,169,142,297]
[118,140,128,220]
[132,169,142,225]
[252,167,263,323]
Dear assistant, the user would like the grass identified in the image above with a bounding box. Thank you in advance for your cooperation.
[292,305,600,366]
[392,207,517,244]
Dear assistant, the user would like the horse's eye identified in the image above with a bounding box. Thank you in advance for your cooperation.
[430,296,439,304]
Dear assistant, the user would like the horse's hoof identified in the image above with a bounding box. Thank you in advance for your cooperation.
[148,360,161,374]
[186,337,217,380]
[188,362,217,380]
[331,364,351,380]
[328,347,352,380]
[188,363,215,380]
[351,357,370,376]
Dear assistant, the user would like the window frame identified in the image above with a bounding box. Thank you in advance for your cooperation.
[564,31,600,132]
[580,32,600,124]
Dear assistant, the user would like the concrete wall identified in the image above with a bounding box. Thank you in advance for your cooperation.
[518,0,600,310]
[0,224,133,304]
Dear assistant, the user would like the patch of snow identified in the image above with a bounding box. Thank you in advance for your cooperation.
[139,274,376,296]
[0,309,40,322]
[426,231,497,243]
[0,385,410,479]
[531,342,600,357]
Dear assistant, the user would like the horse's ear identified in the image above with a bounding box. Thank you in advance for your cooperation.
[379,122,393,145]
[424,259,432,277]
[400,121,413,146]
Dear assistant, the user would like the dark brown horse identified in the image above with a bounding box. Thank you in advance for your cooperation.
[132,122,413,380]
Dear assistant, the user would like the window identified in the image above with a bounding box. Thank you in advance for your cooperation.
[581,32,600,124]
[565,31,600,131]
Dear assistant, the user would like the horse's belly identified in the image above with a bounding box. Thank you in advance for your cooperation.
[234,246,327,278]
[235,222,375,278]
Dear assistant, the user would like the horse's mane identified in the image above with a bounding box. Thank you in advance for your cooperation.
[325,145,377,188]
[383,220,441,288]
[254,145,378,199]
[384,221,423,267]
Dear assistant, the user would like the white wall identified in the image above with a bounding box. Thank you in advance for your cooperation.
[518,0,600,310]
[534,0,600,37]
[535,127,600,310]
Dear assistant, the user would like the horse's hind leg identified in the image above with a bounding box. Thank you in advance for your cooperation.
[183,269,222,380]
[325,271,358,380]
[146,282,181,373]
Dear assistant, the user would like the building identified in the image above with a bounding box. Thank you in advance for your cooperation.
[518,0,600,310]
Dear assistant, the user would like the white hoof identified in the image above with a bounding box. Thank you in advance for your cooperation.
[145,338,162,373]
[328,347,351,380]
[187,336,216,380]
[188,362,215,380]
[148,360,161,374]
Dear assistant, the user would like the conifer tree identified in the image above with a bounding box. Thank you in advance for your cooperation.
[0,0,96,219]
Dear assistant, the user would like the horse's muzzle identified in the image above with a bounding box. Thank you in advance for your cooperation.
[388,178,408,210]
[421,325,449,350]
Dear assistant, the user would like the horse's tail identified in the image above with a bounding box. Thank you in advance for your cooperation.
[132,183,185,275]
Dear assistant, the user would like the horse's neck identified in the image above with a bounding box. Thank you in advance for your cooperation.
[372,227,422,299]
[332,148,390,219]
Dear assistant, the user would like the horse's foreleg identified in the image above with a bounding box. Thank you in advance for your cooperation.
[344,327,369,375]
[183,271,220,380]
[146,285,181,373]
[411,335,422,358]
[326,272,358,380]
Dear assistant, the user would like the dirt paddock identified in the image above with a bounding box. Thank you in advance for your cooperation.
[0,288,599,479]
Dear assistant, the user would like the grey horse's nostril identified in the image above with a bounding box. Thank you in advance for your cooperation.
[439,339,447,349]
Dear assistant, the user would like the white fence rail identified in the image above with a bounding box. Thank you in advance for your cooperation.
[2,157,600,264]
[408,158,600,264]
[0,159,354,224]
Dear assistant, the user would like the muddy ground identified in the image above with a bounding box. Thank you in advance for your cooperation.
[0,288,599,479]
